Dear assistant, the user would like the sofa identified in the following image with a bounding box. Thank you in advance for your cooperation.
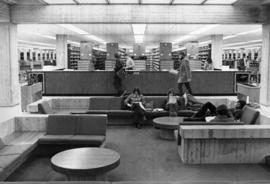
[39,114,107,147]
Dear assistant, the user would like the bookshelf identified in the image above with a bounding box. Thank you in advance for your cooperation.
[198,44,211,61]
[92,49,106,70]
[151,48,160,71]
[67,44,80,69]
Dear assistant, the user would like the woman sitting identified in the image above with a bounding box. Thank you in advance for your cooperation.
[166,89,180,117]
[125,88,146,129]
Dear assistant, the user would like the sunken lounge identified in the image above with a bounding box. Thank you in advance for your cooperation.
[1,0,270,184]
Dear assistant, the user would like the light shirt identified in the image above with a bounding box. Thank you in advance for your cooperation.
[126,57,135,70]
[168,95,177,104]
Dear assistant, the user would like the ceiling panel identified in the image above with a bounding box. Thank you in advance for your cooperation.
[142,0,171,4]
[173,0,205,4]
[109,0,138,4]
[76,0,107,4]
[204,0,239,4]
[42,0,76,4]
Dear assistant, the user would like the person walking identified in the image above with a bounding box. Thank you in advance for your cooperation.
[113,52,125,96]
[170,51,192,96]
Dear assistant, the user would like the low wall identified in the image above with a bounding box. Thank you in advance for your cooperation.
[179,125,270,164]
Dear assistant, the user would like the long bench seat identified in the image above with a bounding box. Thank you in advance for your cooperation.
[0,132,44,181]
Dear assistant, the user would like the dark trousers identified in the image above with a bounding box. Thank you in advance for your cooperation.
[131,103,145,125]
[194,102,216,118]
[178,82,192,96]
[113,74,123,96]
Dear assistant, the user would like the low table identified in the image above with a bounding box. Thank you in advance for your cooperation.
[153,116,183,140]
[51,147,120,181]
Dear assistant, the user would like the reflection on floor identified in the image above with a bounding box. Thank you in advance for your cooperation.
[7,126,270,182]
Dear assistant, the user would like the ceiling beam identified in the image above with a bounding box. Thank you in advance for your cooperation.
[11,5,263,24]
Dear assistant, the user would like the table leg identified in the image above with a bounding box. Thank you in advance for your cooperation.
[159,129,175,140]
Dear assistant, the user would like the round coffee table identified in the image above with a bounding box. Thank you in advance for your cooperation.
[153,116,183,140]
[51,147,120,181]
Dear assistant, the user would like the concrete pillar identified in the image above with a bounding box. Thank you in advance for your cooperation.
[0,23,20,106]
[260,24,270,106]
[211,35,223,69]
[56,34,68,68]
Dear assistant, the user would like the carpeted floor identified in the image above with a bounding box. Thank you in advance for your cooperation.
[7,126,270,182]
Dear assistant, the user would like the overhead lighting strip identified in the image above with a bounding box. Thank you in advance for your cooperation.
[132,24,146,43]
[58,24,106,44]
[223,28,262,40]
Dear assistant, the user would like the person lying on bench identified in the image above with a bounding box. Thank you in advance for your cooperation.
[187,100,246,121]
[125,88,146,129]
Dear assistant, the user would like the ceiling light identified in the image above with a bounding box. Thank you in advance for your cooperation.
[67,40,80,45]
[204,0,239,4]
[223,28,262,40]
[190,24,219,35]
[18,40,56,47]
[173,0,205,4]
[134,35,144,43]
[199,40,211,45]
[224,39,262,47]
[58,24,89,35]
[175,35,194,43]
[76,0,107,3]
[142,0,171,4]
[132,24,147,35]
[21,31,56,40]
[87,35,106,43]
[43,0,76,4]
[110,0,138,3]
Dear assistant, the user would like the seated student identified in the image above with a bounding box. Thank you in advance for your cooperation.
[165,89,181,116]
[209,104,234,122]
[191,100,246,121]
[125,88,146,129]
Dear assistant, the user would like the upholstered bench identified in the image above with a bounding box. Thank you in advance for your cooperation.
[0,132,44,181]
[39,114,107,147]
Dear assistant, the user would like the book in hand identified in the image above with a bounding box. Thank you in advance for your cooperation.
[169,69,178,75]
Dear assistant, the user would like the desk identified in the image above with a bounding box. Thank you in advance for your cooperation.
[51,147,120,180]
[153,116,183,140]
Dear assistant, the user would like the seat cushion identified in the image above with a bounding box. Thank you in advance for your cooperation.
[76,115,107,136]
[0,154,20,170]
[85,110,110,114]
[71,135,105,146]
[38,135,73,144]
[108,110,134,116]
[177,110,196,117]
[47,115,77,135]
[240,106,260,125]
[0,144,33,156]
[38,101,54,114]
[144,97,167,109]
[89,97,122,110]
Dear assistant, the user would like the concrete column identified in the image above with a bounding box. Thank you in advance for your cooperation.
[56,34,68,68]
[211,35,223,69]
[260,24,270,106]
[0,23,20,106]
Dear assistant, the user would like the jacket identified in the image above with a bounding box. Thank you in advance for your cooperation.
[177,58,191,83]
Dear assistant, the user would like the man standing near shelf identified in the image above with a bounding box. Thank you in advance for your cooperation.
[169,51,192,96]
[125,54,135,70]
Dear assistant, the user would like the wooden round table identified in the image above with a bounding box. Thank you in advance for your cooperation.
[153,116,183,140]
[51,147,120,181]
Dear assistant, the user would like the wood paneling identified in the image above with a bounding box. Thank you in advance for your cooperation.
[11,5,262,24]
[42,71,238,95]
[0,2,10,23]
[179,125,270,164]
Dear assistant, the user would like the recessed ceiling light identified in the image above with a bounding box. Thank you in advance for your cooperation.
[132,24,147,35]
[204,0,239,5]
[43,0,76,4]
[173,0,204,4]
[76,0,107,4]
[110,0,138,4]
[142,0,171,4]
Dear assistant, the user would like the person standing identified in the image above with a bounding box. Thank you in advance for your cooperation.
[113,52,124,96]
[170,51,192,96]
[125,54,135,70]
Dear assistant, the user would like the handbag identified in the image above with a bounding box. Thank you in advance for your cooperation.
[116,68,127,79]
